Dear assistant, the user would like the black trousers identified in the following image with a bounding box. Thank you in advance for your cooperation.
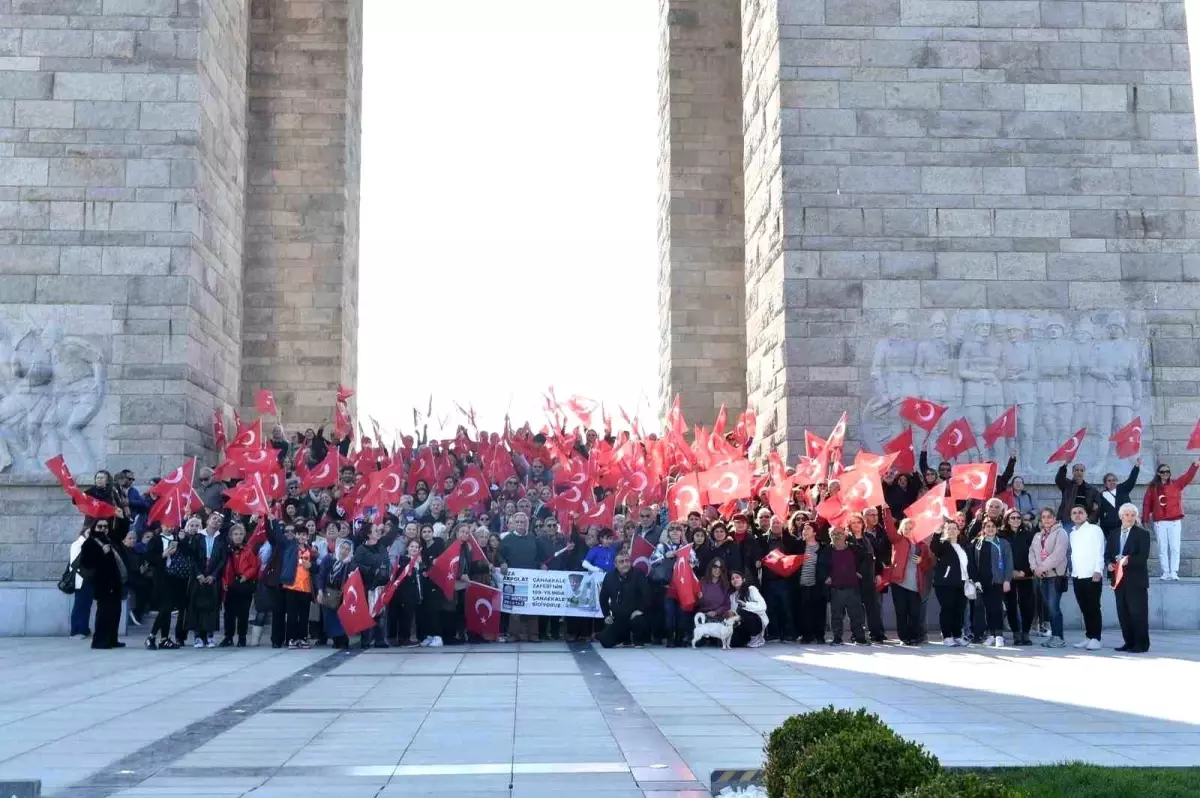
[731,609,764,647]
[829,587,866,642]
[762,580,793,639]
[91,596,121,649]
[1073,577,1103,641]
[283,589,310,643]
[1004,579,1035,637]
[891,585,921,643]
[796,584,827,642]
[648,583,669,641]
[973,585,1005,638]
[537,614,561,641]
[269,586,288,647]
[223,587,253,643]
[934,584,966,640]
[1114,584,1150,651]
[387,594,411,641]
[599,612,648,648]
[150,575,188,642]
[860,580,885,640]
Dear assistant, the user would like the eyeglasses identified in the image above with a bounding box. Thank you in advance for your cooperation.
[1159,469,1171,475]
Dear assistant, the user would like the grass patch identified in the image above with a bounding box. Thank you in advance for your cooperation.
[972,763,1200,798]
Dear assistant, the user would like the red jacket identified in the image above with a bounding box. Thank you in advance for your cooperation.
[223,526,267,591]
[1142,463,1198,523]
[882,510,934,594]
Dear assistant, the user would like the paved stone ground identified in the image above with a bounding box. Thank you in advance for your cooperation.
[1,633,1198,797]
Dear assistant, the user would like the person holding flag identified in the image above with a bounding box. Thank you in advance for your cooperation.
[1106,504,1151,653]
[352,521,394,649]
[650,524,697,647]
[1142,458,1200,581]
[315,538,355,649]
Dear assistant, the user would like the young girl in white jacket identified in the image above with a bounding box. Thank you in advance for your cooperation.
[729,569,768,647]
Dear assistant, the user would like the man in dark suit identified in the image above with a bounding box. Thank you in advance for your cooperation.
[599,551,651,648]
[1106,503,1151,653]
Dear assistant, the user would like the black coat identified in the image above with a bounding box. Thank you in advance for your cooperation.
[81,536,125,600]
[187,532,228,580]
[599,567,651,619]
[1097,466,1140,532]
[929,536,967,588]
[1106,525,1151,591]
[702,539,743,576]
[1055,465,1102,524]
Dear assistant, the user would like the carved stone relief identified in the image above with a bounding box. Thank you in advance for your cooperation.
[858,309,1153,484]
[0,313,109,477]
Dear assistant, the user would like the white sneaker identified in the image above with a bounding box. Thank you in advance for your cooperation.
[942,638,957,647]
[954,637,967,646]
[193,639,205,649]
[1073,639,1089,649]
[205,640,217,648]
[69,634,84,640]
[1046,637,1066,648]
[981,636,995,647]
[418,637,431,647]
[993,637,1004,648]
[430,636,444,648]
[1085,638,1102,651]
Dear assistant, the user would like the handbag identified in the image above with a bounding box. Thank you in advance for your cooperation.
[963,580,977,600]
[317,587,343,609]
[57,554,83,595]
[1055,574,1069,594]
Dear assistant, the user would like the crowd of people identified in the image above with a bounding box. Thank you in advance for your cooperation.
[60,412,1195,657]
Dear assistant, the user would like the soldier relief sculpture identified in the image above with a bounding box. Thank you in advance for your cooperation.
[861,309,1153,483]
[0,320,107,476]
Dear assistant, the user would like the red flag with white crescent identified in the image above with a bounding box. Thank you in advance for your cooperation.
[948,462,997,502]
[983,406,1018,448]
[445,465,488,516]
[148,457,198,499]
[1047,428,1087,464]
[699,459,753,503]
[805,430,827,459]
[667,473,705,522]
[45,454,77,493]
[465,580,502,640]
[899,397,948,433]
[816,493,849,527]
[337,384,355,404]
[1188,418,1200,451]
[852,450,899,475]
[254,389,278,417]
[428,541,465,599]
[766,480,794,525]
[884,426,917,474]
[147,490,187,528]
[630,535,654,575]
[839,467,885,513]
[1109,416,1143,459]
[762,549,807,577]
[579,493,616,528]
[734,407,756,449]
[935,417,978,461]
[904,482,951,543]
[230,418,263,450]
[223,472,271,516]
[337,570,376,636]
[300,448,339,491]
[670,543,702,611]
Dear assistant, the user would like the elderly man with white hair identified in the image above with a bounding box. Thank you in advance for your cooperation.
[1106,503,1152,653]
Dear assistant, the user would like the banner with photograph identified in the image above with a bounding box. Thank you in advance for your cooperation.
[498,568,604,618]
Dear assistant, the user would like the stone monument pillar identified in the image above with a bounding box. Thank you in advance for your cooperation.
[657,0,747,427]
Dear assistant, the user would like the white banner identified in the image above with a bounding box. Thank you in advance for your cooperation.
[498,568,604,618]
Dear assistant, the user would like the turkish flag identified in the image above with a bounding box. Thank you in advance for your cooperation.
[699,459,753,503]
[1047,428,1087,464]
[371,562,402,616]
[805,430,827,458]
[428,541,465,599]
[362,466,404,509]
[630,535,654,575]
[213,446,276,481]
[300,448,339,491]
[671,544,702,611]
[212,410,227,453]
[337,570,376,636]
[66,486,118,519]
[337,384,355,404]
[765,480,794,525]
[445,465,488,515]
[904,482,951,543]
[948,462,997,502]
[983,406,1018,448]
[224,472,271,516]
[262,461,286,501]
[734,406,756,449]
[762,549,807,577]
[254,389,277,417]
[148,457,197,499]
[816,493,849,526]
[793,454,827,488]
[1109,416,1143,459]
[579,494,616,528]
[884,426,917,474]
[1187,419,1200,451]
[826,412,848,454]
[407,447,436,493]
[466,580,502,640]
[839,467,886,513]
[899,397,948,432]
[334,403,352,440]
[148,490,187,528]
[853,450,899,475]
[547,484,587,514]
[935,417,978,461]
[1113,556,1126,589]
[45,454,77,493]
[230,418,263,450]
[667,474,705,521]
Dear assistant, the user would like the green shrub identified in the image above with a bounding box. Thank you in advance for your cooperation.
[902,772,1025,798]
[763,707,889,797]
[783,726,941,798]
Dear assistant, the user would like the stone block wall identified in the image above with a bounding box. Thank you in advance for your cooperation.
[0,0,250,579]
[658,0,748,428]
[739,0,1200,573]
[242,0,360,428]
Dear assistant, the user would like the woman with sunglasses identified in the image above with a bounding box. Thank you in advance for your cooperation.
[691,558,732,645]
[1142,458,1200,581]
[79,518,127,649]
[1001,509,1036,645]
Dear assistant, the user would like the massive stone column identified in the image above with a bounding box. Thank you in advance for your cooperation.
[0,0,249,582]
[742,0,1200,571]
[657,0,747,428]
[242,0,361,428]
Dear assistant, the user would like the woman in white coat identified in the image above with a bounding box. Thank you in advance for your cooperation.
[729,569,768,648]
[68,524,93,639]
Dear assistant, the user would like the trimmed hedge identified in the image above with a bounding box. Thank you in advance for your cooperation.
[763,706,888,797]
[903,773,1025,798]
[782,726,941,798]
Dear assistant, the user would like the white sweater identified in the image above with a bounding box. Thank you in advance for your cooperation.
[69,536,85,590]
[732,585,769,634]
[1069,522,1106,579]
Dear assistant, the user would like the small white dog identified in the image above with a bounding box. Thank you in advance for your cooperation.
[692,612,739,650]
